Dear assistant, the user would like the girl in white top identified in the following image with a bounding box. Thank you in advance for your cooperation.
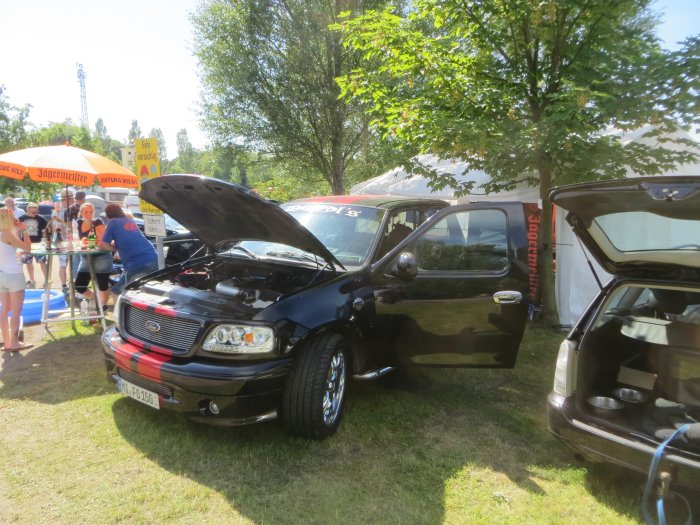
[0,209,32,351]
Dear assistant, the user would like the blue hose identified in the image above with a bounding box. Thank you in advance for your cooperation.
[642,423,692,525]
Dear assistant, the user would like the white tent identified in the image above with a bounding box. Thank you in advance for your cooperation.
[350,154,538,203]
[351,133,700,326]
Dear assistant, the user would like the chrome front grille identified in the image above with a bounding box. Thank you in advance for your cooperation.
[123,305,202,354]
[118,369,174,398]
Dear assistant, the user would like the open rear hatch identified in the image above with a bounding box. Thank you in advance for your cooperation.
[551,177,700,455]
[550,176,700,279]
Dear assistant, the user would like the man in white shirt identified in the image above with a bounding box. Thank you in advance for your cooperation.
[4,197,25,219]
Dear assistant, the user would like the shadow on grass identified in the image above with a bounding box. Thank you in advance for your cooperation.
[107,325,644,523]
[0,332,110,404]
[584,460,700,523]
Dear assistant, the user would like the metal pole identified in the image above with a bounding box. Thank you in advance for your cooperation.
[156,236,165,269]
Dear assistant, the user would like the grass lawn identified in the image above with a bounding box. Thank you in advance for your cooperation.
[0,322,655,524]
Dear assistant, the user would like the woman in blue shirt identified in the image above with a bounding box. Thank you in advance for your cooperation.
[100,204,158,294]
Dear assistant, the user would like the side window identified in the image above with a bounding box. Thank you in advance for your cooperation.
[410,209,509,272]
[376,208,421,260]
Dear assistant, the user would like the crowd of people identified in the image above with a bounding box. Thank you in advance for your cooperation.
[0,191,158,352]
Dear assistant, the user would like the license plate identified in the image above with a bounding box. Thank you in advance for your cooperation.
[118,377,160,410]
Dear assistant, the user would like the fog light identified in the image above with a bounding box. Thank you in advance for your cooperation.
[209,401,220,415]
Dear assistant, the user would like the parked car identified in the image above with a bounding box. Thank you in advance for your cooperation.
[36,203,54,221]
[547,176,700,492]
[85,194,107,217]
[102,175,535,438]
[128,211,203,265]
[123,194,141,213]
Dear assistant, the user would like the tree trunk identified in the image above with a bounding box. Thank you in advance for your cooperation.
[537,165,560,326]
[329,159,345,194]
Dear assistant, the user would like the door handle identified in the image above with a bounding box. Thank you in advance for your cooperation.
[492,291,522,304]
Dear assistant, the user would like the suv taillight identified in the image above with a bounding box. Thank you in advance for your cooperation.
[553,339,577,397]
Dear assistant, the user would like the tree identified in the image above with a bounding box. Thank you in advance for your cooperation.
[148,128,168,162]
[338,0,700,324]
[0,86,32,196]
[0,86,31,153]
[127,120,142,145]
[172,128,197,173]
[92,118,124,162]
[148,127,169,173]
[191,0,396,195]
[95,118,108,141]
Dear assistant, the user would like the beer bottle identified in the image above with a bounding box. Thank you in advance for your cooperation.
[88,225,96,249]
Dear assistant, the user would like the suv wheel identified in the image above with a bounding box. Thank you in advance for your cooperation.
[282,332,348,439]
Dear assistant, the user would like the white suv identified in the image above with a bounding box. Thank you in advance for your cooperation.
[122,195,141,213]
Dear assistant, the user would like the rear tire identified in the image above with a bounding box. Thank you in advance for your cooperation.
[282,332,348,439]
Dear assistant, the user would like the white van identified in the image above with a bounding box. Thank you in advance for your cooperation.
[122,194,141,213]
[96,187,131,204]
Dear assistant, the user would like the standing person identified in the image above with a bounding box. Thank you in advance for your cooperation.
[52,190,74,292]
[99,203,157,294]
[18,203,48,288]
[4,197,25,219]
[74,203,112,307]
[0,209,32,351]
[66,190,86,222]
[65,190,86,278]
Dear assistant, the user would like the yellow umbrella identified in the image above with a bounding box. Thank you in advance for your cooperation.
[0,144,138,188]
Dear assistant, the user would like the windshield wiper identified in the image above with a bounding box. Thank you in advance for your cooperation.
[229,245,258,259]
[266,250,319,263]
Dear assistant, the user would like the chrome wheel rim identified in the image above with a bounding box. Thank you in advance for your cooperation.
[322,349,346,426]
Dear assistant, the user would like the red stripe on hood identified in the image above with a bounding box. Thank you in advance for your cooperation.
[153,305,177,317]
[130,300,150,311]
[129,299,177,318]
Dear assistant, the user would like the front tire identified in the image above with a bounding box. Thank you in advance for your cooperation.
[282,332,348,439]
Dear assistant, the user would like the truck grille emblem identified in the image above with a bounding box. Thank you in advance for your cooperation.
[145,320,161,333]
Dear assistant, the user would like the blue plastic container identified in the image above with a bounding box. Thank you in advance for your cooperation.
[21,289,67,324]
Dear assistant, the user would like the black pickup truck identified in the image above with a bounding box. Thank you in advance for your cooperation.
[102,175,537,439]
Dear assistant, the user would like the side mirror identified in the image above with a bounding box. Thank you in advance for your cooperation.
[394,251,417,280]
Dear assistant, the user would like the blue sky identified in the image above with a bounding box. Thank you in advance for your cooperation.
[1,0,697,159]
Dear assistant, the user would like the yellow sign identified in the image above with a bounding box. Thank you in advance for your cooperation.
[135,137,162,215]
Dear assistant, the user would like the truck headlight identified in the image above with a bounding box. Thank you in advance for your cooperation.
[202,325,275,354]
[113,295,122,328]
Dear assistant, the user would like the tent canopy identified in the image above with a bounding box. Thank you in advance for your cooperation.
[350,154,538,203]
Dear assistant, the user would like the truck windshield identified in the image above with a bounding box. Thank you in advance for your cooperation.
[238,203,385,267]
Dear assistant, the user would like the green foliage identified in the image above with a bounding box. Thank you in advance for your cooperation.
[0,86,31,153]
[127,119,141,145]
[174,128,196,173]
[337,0,700,324]
[339,0,699,190]
[0,87,209,196]
[191,0,401,194]
[148,127,168,163]
[0,87,32,196]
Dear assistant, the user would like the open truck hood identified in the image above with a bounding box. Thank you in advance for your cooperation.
[550,176,700,278]
[140,175,342,268]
